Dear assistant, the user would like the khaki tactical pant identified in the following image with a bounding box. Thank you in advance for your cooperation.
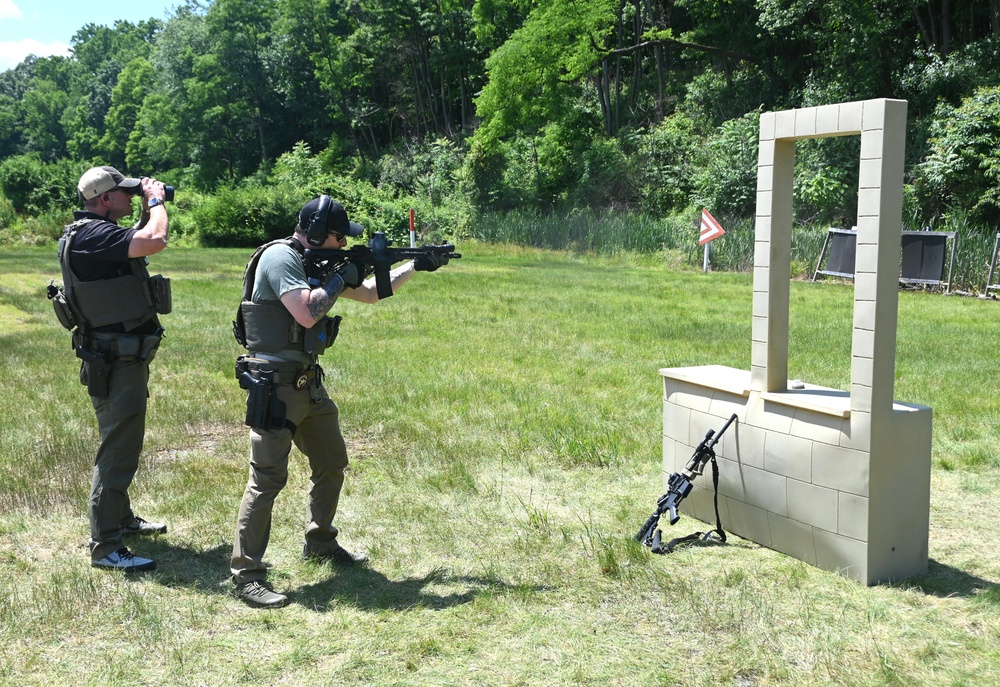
[230,378,350,584]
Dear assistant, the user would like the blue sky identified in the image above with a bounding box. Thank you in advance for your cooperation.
[0,0,180,71]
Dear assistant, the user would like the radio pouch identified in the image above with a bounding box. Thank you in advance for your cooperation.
[149,274,172,314]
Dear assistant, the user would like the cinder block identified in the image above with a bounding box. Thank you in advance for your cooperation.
[751,314,769,344]
[672,390,714,413]
[756,190,773,216]
[757,155,775,182]
[795,106,817,137]
[741,464,787,515]
[843,410,872,451]
[858,158,882,190]
[663,403,691,447]
[852,328,875,361]
[856,187,883,218]
[786,479,839,532]
[728,422,765,469]
[838,101,864,132]
[851,355,874,388]
[754,216,772,241]
[815,104,841,135]
[763,432,813,481]
[813,442,870,496]
[853,299,877,331]
[726,499,772,547]
[689,478,730,527]
[691,412,726,446]
[717,456,745,500]
[663,377,681,401]
[789,411,846,447]
[759,111,776,141]
[754,240,771,269]
[751,340,769,371]
[838,492,869,540]
[766,512,817,564]
[861,98,887,131]
[755,399,795,434]
[775,109,796,138]
[708,396,746,427]
[814,529,868,583]
[860,128,885,158]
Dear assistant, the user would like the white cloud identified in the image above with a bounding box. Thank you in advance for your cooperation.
[0,0,22,21]
[0,39,71,71]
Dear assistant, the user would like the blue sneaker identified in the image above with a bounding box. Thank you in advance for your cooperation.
[92,548,156,572]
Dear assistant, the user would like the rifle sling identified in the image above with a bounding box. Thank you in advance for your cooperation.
[651,455,727,554]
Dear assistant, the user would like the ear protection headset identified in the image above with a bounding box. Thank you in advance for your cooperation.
[305,195,334,247]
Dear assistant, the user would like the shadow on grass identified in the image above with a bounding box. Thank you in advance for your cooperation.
[139,540,541,611]
[141,541,233,593]
[293,566,541,612]
[897,558,1000,600]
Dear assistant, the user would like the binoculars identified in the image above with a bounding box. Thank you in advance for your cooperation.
[128,180,175,202]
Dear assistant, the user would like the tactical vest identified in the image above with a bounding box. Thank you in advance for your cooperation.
[55,219,171,333]
[233,237,339,358]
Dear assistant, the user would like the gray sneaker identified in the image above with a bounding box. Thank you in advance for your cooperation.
[302,543,369,566]
[233,580,290,609]
[122,516,167,536]
[92,547,156,572]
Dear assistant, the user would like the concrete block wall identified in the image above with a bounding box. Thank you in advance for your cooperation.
[660,99,933,585]
[661,366,930,584]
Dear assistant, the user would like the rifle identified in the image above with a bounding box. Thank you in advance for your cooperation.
[635,413,738,553]
[304,231,461,299]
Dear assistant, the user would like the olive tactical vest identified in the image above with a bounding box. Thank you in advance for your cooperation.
[57,219,170,332]
[233,237,338,357]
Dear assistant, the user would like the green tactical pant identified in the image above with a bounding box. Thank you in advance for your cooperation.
[230,378,350,584]
[87,356,151,561]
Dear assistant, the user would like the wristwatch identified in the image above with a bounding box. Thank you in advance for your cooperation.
[148,197,164,208]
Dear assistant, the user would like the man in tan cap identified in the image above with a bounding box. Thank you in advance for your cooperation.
[57,165,171,572]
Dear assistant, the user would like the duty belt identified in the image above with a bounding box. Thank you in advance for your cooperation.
[74,330,162,362]
[238,356,322,390]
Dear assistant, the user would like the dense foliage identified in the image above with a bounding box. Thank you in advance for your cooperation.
[2,0,1000,250]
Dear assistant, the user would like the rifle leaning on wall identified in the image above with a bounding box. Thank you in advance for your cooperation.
[635,413,738,554]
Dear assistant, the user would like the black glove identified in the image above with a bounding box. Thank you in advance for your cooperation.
[414,252,442,272]
[335,261,366,289]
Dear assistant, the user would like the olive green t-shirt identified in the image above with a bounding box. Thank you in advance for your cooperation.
[251,242,312,366]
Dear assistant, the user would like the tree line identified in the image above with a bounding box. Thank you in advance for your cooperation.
[2,0,1000,247]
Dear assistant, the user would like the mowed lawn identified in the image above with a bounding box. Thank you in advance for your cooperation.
[1,242,999,686]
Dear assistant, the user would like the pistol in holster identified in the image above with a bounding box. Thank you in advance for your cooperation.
[76,346,111,398]
[235,357,288,431]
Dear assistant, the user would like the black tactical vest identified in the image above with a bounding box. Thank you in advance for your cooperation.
[56,219,171,333]
[233,237,338,357]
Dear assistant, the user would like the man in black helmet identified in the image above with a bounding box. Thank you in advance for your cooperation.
[230,195,444,608]
[60,165,171,572]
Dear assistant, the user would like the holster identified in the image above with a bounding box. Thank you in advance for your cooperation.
[76,346,111,398]
[235,357,289,431]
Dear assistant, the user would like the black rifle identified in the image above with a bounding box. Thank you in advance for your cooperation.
[304,231,461,299]
[635,413,738,553]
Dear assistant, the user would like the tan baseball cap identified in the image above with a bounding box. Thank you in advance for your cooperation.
[78,166,141,201]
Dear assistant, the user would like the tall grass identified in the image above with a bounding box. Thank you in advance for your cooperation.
[2,244,1000,686]
[470,209,1000,291]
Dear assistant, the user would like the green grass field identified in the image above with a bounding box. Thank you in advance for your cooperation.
[1,243,999,686]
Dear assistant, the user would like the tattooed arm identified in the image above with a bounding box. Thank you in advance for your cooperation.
[279,273,347,328]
